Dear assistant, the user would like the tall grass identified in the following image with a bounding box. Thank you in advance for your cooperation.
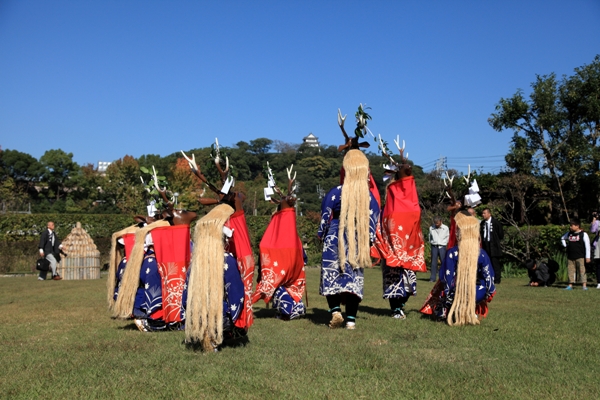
[550,250,569,282]
[1,268,599,399]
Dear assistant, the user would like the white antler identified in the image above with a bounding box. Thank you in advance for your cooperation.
[443,170,455,187]
[337,108,346,127]
[463,164,471,184]
[287,164,296,181]
[180,150,198,173]
[152,166,165,192]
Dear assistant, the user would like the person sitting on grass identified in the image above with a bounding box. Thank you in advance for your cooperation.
[561,218,591,291]
[524,259,555,287]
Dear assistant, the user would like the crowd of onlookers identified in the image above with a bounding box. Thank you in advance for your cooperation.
[428,210,600,289]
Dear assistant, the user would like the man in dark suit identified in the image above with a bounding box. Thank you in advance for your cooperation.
[38,221,63,280]
[480,208,504,284]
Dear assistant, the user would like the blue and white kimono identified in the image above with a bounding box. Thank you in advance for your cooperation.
[224,252,245,325]
[133,251,162,319]
[272,286,306,319]
[113,258,127,301]
[438,246,496,317]
[382,264,417,299]
[180,252,245,328]
[317,185,380,299]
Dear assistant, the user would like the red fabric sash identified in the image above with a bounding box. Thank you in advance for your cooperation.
[374,176,426,272]
[447,217,457,249]
[226,210,255,329]
[151,225,190,323]
[419,281,444,315]
[253,208,305,304]
[122,233,136,258]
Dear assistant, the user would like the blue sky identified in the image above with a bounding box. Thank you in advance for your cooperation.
[1,0,599,174]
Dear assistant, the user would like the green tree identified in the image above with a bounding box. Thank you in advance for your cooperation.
[39,149,80,201]
[104,155,145,215]
[0,149,44,190]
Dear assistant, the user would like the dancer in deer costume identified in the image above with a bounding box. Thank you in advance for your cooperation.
[373,135,425,319]
[425,211,496,325]
[252,163,306,320]
[420,170,495,324]
[181,140,253,351]
[318,106,380,330]
[112,167,196,332]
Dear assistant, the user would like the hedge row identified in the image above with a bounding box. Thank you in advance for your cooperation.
[0,213,321,273]
[0,213,577,273]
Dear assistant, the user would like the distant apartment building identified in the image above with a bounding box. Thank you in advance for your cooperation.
[97,161,111,175]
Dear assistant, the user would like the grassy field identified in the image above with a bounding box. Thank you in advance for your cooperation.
[1,268,598,399]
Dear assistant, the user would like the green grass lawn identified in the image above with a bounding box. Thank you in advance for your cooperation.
[1,268,598,399]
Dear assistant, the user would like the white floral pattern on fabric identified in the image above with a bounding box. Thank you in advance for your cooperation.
[317,185,380,299]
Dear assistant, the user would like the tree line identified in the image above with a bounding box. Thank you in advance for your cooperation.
[1,56,599,240]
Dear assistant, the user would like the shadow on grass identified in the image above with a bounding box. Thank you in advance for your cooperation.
[357,304,390,317]
[253,307,278,319]
[305,307,331,326]
[119,323,141,331]
[184,335,250,353]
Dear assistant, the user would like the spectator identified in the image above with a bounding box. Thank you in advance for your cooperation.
[561,218,590,290]
[38,221,63,281]
[429,216,449,282]
[480,208,504,284]
[524,259,554,287]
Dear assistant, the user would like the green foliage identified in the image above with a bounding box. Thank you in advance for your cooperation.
[0,149,43,184]
[549,250,569,282]
[354,104,372,138]
[39,149,80,201]
[502,224,566,263]
[0,214,133,242]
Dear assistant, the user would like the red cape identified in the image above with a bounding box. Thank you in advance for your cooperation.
[151,225,190,323]
[226,210,255,329]
[122,233,136,258]
[252,208,305,304]
[374,176,426,272]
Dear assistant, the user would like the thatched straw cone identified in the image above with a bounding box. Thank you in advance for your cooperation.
[60,222,101,280]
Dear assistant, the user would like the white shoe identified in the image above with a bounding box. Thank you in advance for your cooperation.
[596,284,600,289]
[346,321,356,330]
[38,277,44,281]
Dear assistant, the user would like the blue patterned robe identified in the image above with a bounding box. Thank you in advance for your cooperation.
[272,287,306,319]
[382,264,417,299]
[318,185,380,299]
[113,258,127,301]
[437,246,496,317]
[133,251,162,319]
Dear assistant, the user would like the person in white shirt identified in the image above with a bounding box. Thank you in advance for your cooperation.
[429,216,449,282]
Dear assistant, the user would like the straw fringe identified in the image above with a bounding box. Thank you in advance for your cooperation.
[185,204,234,351]
[447,213,481,326]
[112,220,170,319]
[338,150,371,270]
[107,225,139,311]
